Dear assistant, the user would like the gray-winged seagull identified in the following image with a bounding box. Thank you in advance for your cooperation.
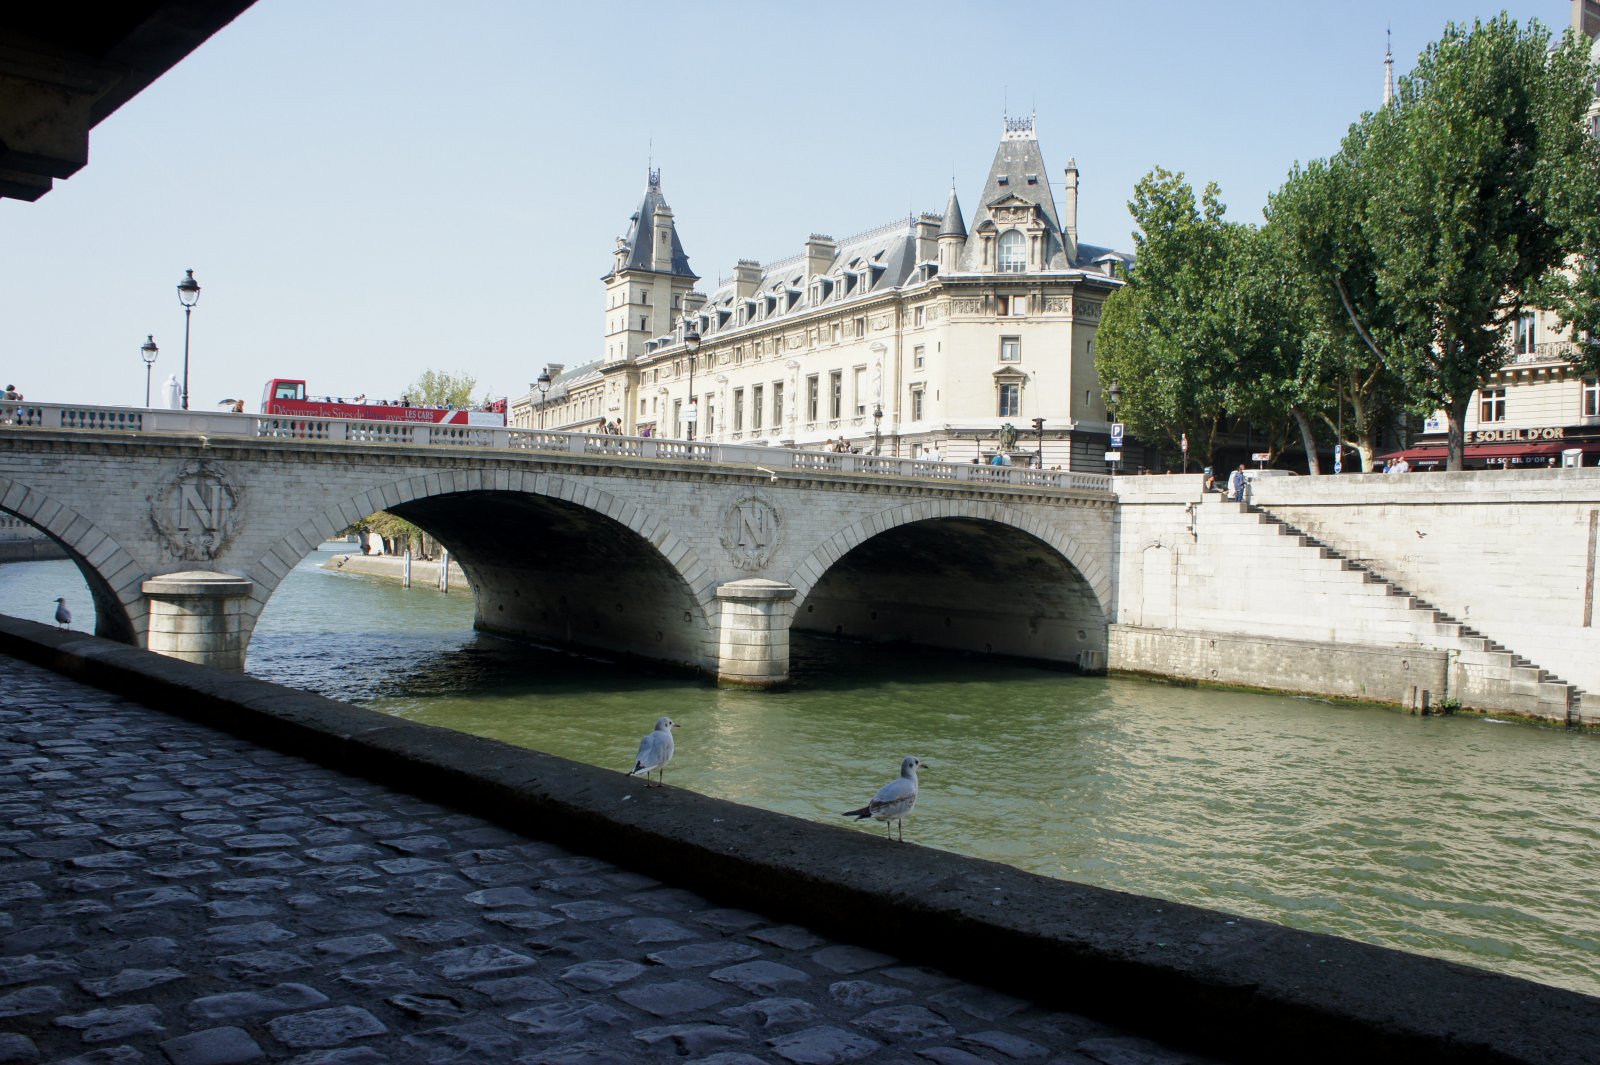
[843,756,924,841]
[628,716,678,787]
[53,597,71,628]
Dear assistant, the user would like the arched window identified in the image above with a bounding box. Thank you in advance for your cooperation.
[997,230,1027,273]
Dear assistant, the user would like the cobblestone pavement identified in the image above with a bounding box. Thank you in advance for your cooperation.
[0,655,1223,1065]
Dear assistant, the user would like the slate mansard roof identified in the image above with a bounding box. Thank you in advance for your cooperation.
[633,118,1130,353]
[607,169,696,280]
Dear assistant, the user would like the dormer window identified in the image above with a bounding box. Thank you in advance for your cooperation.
[1025,174,1038,185]
[997,230,1027,273]
[997,176,1009,186]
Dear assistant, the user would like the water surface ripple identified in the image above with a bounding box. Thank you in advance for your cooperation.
[5,552,1597,997]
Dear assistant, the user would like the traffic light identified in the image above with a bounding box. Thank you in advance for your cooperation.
[1031,417,1045,432]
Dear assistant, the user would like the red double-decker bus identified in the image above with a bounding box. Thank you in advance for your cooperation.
[261,379,506,426]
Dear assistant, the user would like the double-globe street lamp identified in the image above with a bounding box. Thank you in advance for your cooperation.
[872,403,883,455]
[683,325,701,440]
[176,269,201,410]
[139,335,159,407]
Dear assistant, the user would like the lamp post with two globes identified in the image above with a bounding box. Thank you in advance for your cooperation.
[534,369,552,430]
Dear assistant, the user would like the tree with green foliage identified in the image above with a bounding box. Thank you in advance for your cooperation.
[1291,15,1600,469]
[1096,169,1238,469]
[1269,147,1406,473]
[406,369,483,408]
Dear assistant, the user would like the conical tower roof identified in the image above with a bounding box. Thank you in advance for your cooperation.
[939,184,966,238]
[609,169,696,279]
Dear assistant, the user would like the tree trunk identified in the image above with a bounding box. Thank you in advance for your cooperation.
[1291,408,1322,474]
[1445,395,1471,471]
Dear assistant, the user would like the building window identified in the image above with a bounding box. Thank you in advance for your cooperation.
[752,385,764,429]
[853,367,865,414]
[1480,387,1506,423]
[911,386,924,421]
[854,316,866,337]
[1583,377,1599,418]
[773,382,784,424]
[913,305,925,327]
[1000,336,1021,363]
[706,402,715,435]
[997,230,1027,273]
[734,389,744,431]
[998,382,1021,417]
[831,322,842,344]
[1514,312,1537,355]
[997,295,1027,317]
[807,376,820,421]
[830,370,843,419]
[673,399,682,438]
[913,345,925,369]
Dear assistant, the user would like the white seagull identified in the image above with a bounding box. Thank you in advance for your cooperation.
[843,756,924,841]
[628,716,678,787]
[53,597,71,628]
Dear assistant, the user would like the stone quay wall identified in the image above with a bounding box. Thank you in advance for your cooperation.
[1112,472,1600,724]
[2,613,1596,1065]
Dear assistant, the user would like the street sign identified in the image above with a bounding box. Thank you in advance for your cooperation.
[1251,451,1270,463]
[1104,451,1122,463]
[1333,444,1343,474]
[1180,433,1188,453]
[1110,422,1125,447]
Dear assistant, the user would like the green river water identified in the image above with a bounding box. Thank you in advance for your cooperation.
[5,548,1599,998]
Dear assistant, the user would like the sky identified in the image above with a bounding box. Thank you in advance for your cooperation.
[0,0,1582,410]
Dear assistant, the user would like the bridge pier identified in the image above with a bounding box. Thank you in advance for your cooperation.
[140,571,256,671]
[715,578,797,688]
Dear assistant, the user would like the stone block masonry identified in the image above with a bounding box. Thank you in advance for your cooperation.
[2,614,1598,1064]
[1113,473,1600,724]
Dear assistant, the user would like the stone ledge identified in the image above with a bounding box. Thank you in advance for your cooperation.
[0,613,1594,1065]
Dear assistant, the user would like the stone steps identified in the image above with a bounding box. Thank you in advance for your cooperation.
[1209,496,1585,725]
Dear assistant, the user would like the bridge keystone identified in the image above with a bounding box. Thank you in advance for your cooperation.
[140,571,255,671]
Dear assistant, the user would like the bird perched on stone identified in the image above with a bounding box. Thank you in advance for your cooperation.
[53,597,71,628]
[843,756,924,841]
[628,716,678,787]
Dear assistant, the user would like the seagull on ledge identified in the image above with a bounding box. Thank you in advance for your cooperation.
[844,756,924,841]
[628,716,678,787]
[53,597,71,628]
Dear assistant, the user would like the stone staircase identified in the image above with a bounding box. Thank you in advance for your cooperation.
[1217,496,1586,726]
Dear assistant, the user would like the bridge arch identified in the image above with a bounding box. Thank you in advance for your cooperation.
[246,468,719,672]
[0,475,143,643]
[789,500,1110,669]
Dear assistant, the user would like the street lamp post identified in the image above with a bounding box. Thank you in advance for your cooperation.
[1106,380,1124,480]
[683,325,701,441]
[175,269,201,410]
[140,335,159,407]
[534,369,552,430]
[872,403,883,455]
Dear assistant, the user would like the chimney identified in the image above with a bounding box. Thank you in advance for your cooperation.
[1063,158,1080,263]
[915,213,940,263]
[805,234,838,280]
[733,259,762,299]
[651,203,676,272]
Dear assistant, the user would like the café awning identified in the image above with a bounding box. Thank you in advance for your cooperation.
[1380,440,1600,464]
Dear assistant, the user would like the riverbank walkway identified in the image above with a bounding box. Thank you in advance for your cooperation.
[0,653,1216,1065]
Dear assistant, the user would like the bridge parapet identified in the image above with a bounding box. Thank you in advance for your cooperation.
[4,403,1113,495]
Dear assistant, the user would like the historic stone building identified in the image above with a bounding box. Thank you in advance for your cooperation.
[514,116,1131,469]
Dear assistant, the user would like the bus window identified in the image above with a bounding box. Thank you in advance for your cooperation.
[275,382,304,401]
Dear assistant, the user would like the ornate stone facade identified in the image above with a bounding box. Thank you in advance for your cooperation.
[519,117,1131,470]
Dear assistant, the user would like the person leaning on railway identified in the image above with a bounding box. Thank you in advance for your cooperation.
[0,384,19,425]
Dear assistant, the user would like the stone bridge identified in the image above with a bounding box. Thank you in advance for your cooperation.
[0,404,1115,685]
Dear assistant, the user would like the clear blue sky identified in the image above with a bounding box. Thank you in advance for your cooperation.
[0,1,1578,410]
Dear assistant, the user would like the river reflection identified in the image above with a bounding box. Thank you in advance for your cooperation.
[3,550,1598,997]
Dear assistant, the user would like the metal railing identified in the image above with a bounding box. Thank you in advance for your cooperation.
[1,403,1113,495]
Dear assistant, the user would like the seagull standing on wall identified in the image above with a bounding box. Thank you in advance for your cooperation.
[844,756,924,841]
[628,716,678,787]
[53,598,71,628]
